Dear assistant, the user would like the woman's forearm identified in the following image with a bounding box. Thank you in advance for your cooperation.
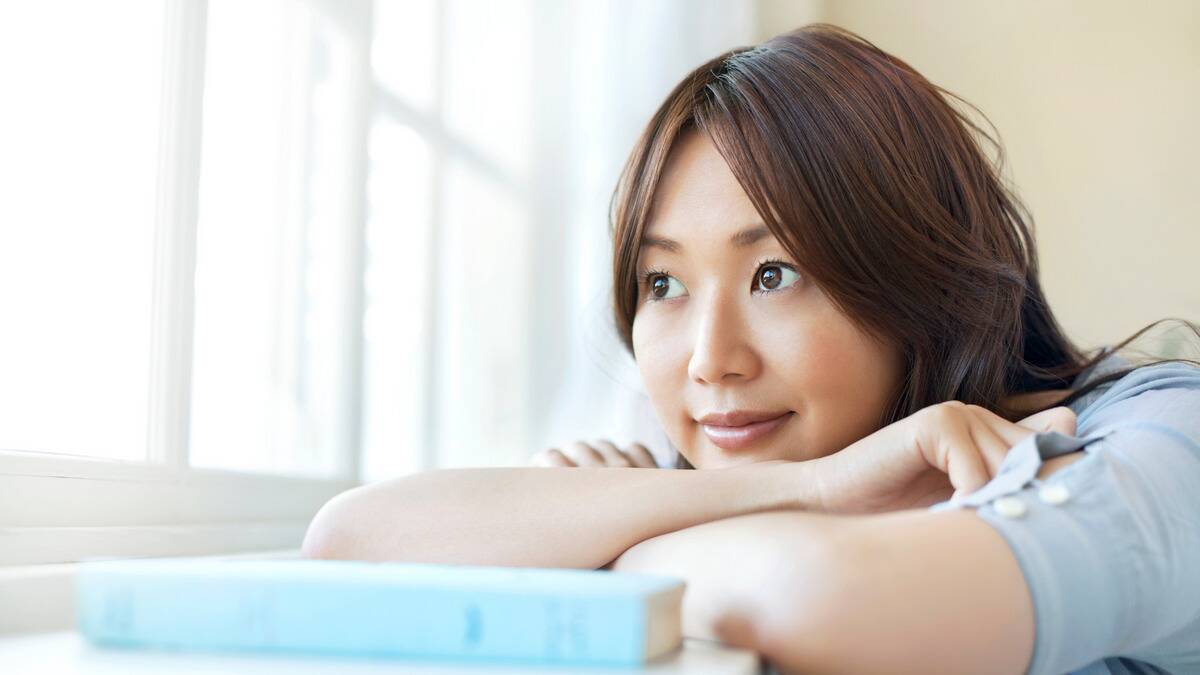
[301,461,822,569]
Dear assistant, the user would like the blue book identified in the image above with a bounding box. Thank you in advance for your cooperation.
[76,557,686,666]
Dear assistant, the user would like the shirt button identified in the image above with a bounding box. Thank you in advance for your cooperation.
[1038,484,1071,505]
[992,496,1027,518]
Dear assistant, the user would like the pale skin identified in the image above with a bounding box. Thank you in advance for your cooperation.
[535,129,1086,673]
[303,129,1085,673]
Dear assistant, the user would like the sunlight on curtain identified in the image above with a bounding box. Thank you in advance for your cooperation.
[360,117,433,480]
[189,0,363,478]
[360,0,755,476]
[530,0,758,469]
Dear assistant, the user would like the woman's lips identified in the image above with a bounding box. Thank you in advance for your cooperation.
[700,412,794,450]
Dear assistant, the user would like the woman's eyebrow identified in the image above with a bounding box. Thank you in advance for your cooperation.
[640,223,770,253]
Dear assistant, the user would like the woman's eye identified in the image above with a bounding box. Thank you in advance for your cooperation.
[648,274,687,300]
[754,263,801,292]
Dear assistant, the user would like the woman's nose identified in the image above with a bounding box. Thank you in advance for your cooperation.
[686,295,760,385]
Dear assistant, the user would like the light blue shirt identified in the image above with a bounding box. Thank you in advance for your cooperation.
[930,349,1200,674]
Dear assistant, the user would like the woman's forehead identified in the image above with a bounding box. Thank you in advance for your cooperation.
[644,133,765,242]
[638,223,773,255]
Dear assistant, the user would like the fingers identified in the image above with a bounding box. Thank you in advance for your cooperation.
[965,415,1012,477]
[534,440,660,468]
[963,404,1078,491]
[624,442,660,468]
[1017,405,1077,436]
[916,401,1079,502]
[531,448,575,467]
[938,412,992,497]
[565,441,607,467]
[967,401,1076,442]
[591,440,634,468]
[969,404,1076,457]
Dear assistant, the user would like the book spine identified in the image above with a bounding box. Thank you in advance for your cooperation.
[77,571,649,665]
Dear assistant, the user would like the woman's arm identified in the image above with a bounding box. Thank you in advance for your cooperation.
[617,373,1200,674]
[300,460,823,569]
[609,507,1035,675]
[613,439,1196,675]
[609,456,1091,672]
[302,402,1068,568]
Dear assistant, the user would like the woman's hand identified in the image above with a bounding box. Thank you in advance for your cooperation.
[529,440,661,468]
[812,401,1077,514]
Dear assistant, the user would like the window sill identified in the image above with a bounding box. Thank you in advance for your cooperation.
[0,520,311,566]
[0,451,356,531]
[0,547,303,635]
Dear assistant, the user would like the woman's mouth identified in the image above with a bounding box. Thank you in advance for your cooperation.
[698,411,794,450]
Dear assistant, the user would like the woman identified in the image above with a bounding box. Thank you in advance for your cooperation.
[303,25,1200,674]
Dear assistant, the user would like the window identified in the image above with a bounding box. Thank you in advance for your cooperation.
[0,0,363,565]
[189,0,364,479]
[0,2,164,463]
[0,0,736,567]
[359,0,540,480]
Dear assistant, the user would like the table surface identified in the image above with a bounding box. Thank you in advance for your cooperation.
[0,630,764,675]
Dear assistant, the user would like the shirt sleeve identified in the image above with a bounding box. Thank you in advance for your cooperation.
[928,385,1200,675]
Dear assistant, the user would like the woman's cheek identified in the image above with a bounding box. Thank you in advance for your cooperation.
[763,308,887,452]
[632,310,688,424]
[633,312,675,384]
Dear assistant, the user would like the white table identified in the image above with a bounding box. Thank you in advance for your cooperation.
[0,630,763,674]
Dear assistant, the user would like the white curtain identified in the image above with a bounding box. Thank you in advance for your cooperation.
[360,0,757,478]
[524,1,758,468]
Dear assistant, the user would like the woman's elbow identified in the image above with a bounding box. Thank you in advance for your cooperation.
[301,488,361,560]
[746,525,854,671]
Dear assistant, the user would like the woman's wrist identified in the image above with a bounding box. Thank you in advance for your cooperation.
[725,458,828,514]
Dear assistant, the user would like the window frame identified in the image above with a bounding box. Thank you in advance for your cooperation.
[0,0,368,566]
[0,450,355,565]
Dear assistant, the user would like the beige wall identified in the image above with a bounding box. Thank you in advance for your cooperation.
[756,0,1199,354]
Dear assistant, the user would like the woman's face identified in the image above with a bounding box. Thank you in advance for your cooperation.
[632,130,905,469]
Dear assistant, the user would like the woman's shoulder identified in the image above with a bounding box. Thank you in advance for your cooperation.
[959,350,1200,675]
[1072,347,1200,441]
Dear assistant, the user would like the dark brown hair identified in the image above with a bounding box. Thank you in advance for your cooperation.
[607,24,1199,469]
